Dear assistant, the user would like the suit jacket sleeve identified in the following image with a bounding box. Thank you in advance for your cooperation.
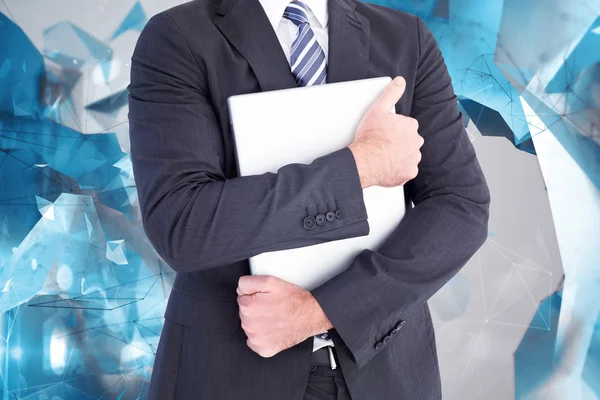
[311,17,491,369]
[127,13,369,273]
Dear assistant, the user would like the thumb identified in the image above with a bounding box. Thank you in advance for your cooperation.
[237,275,278,295]
[371,76,406,115]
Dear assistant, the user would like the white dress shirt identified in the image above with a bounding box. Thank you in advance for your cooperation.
[257,0,334,353]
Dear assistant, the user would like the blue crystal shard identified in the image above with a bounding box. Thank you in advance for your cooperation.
[0,13,45,117]
[514,292,562,399]
[546,16,600,93]
[85,89,129,116]
[110,2,148,41]
[458,97,536,155]
[43,21,113,82]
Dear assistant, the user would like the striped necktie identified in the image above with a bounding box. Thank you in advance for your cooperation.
[282,1,327,86]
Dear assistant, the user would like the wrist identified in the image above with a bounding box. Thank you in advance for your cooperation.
[304,291,333,336]
[348,144,374,189]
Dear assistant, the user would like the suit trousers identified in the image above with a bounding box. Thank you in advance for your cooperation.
[304,365,351,400]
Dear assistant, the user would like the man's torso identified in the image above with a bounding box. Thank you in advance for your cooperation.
[146,0,442,398]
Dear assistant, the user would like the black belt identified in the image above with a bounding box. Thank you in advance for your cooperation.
[311,346,339,370]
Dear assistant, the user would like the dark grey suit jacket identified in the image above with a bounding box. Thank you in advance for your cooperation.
[127,0,490,398]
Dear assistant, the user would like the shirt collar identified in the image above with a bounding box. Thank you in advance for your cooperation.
[259,0,328,31]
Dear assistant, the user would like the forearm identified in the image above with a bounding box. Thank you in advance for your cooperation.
[311,177,490,367]
[136,146,369,273]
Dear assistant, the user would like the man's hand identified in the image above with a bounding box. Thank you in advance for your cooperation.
[349,76,424,188]
[237,275,333,358]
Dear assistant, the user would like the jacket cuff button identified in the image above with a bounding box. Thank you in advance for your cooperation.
[303,216,316,230]
[375,342,383,350]
[326,211,336,222]
[315,214,326,226]
[335,210,344,219]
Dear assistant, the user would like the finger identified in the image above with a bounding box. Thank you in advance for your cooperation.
[371,76,406,115]
[237,275,277,295]
[237,294,253,309]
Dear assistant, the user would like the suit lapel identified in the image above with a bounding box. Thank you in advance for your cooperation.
[213,0,371,90]
[214,0,297,91]
[327,0,371,83]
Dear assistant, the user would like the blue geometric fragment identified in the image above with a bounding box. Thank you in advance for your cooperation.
[107,239,128,265]
[459,55,532,145]
[0,145,81,255]
[35,196,55,220]
[3,287,166,398]
[0,59,10,78]
[0,194,109,314]
[110,2,148,41]
[495,62,537,90]
[515,135,536,155]
[0,115,126,191]
[458,97,536,155]
[569,61,600,115]
[85,89,129,116]
[0,76,127,275]
[101,155,136,192]
[0,13,45,117]
[42,65,82,124]
[43,21,113,81]
[521,83,600,190]
[457,100,471,129]
[0,12,175,400]
[546,16,600,93]
[514,291,562,399]
[28,274,161,311]
[583,312,600,396]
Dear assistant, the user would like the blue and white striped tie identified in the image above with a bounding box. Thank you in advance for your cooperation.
[283,1,327,86]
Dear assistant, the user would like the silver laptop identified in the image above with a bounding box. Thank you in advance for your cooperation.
[228,77,406,290]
